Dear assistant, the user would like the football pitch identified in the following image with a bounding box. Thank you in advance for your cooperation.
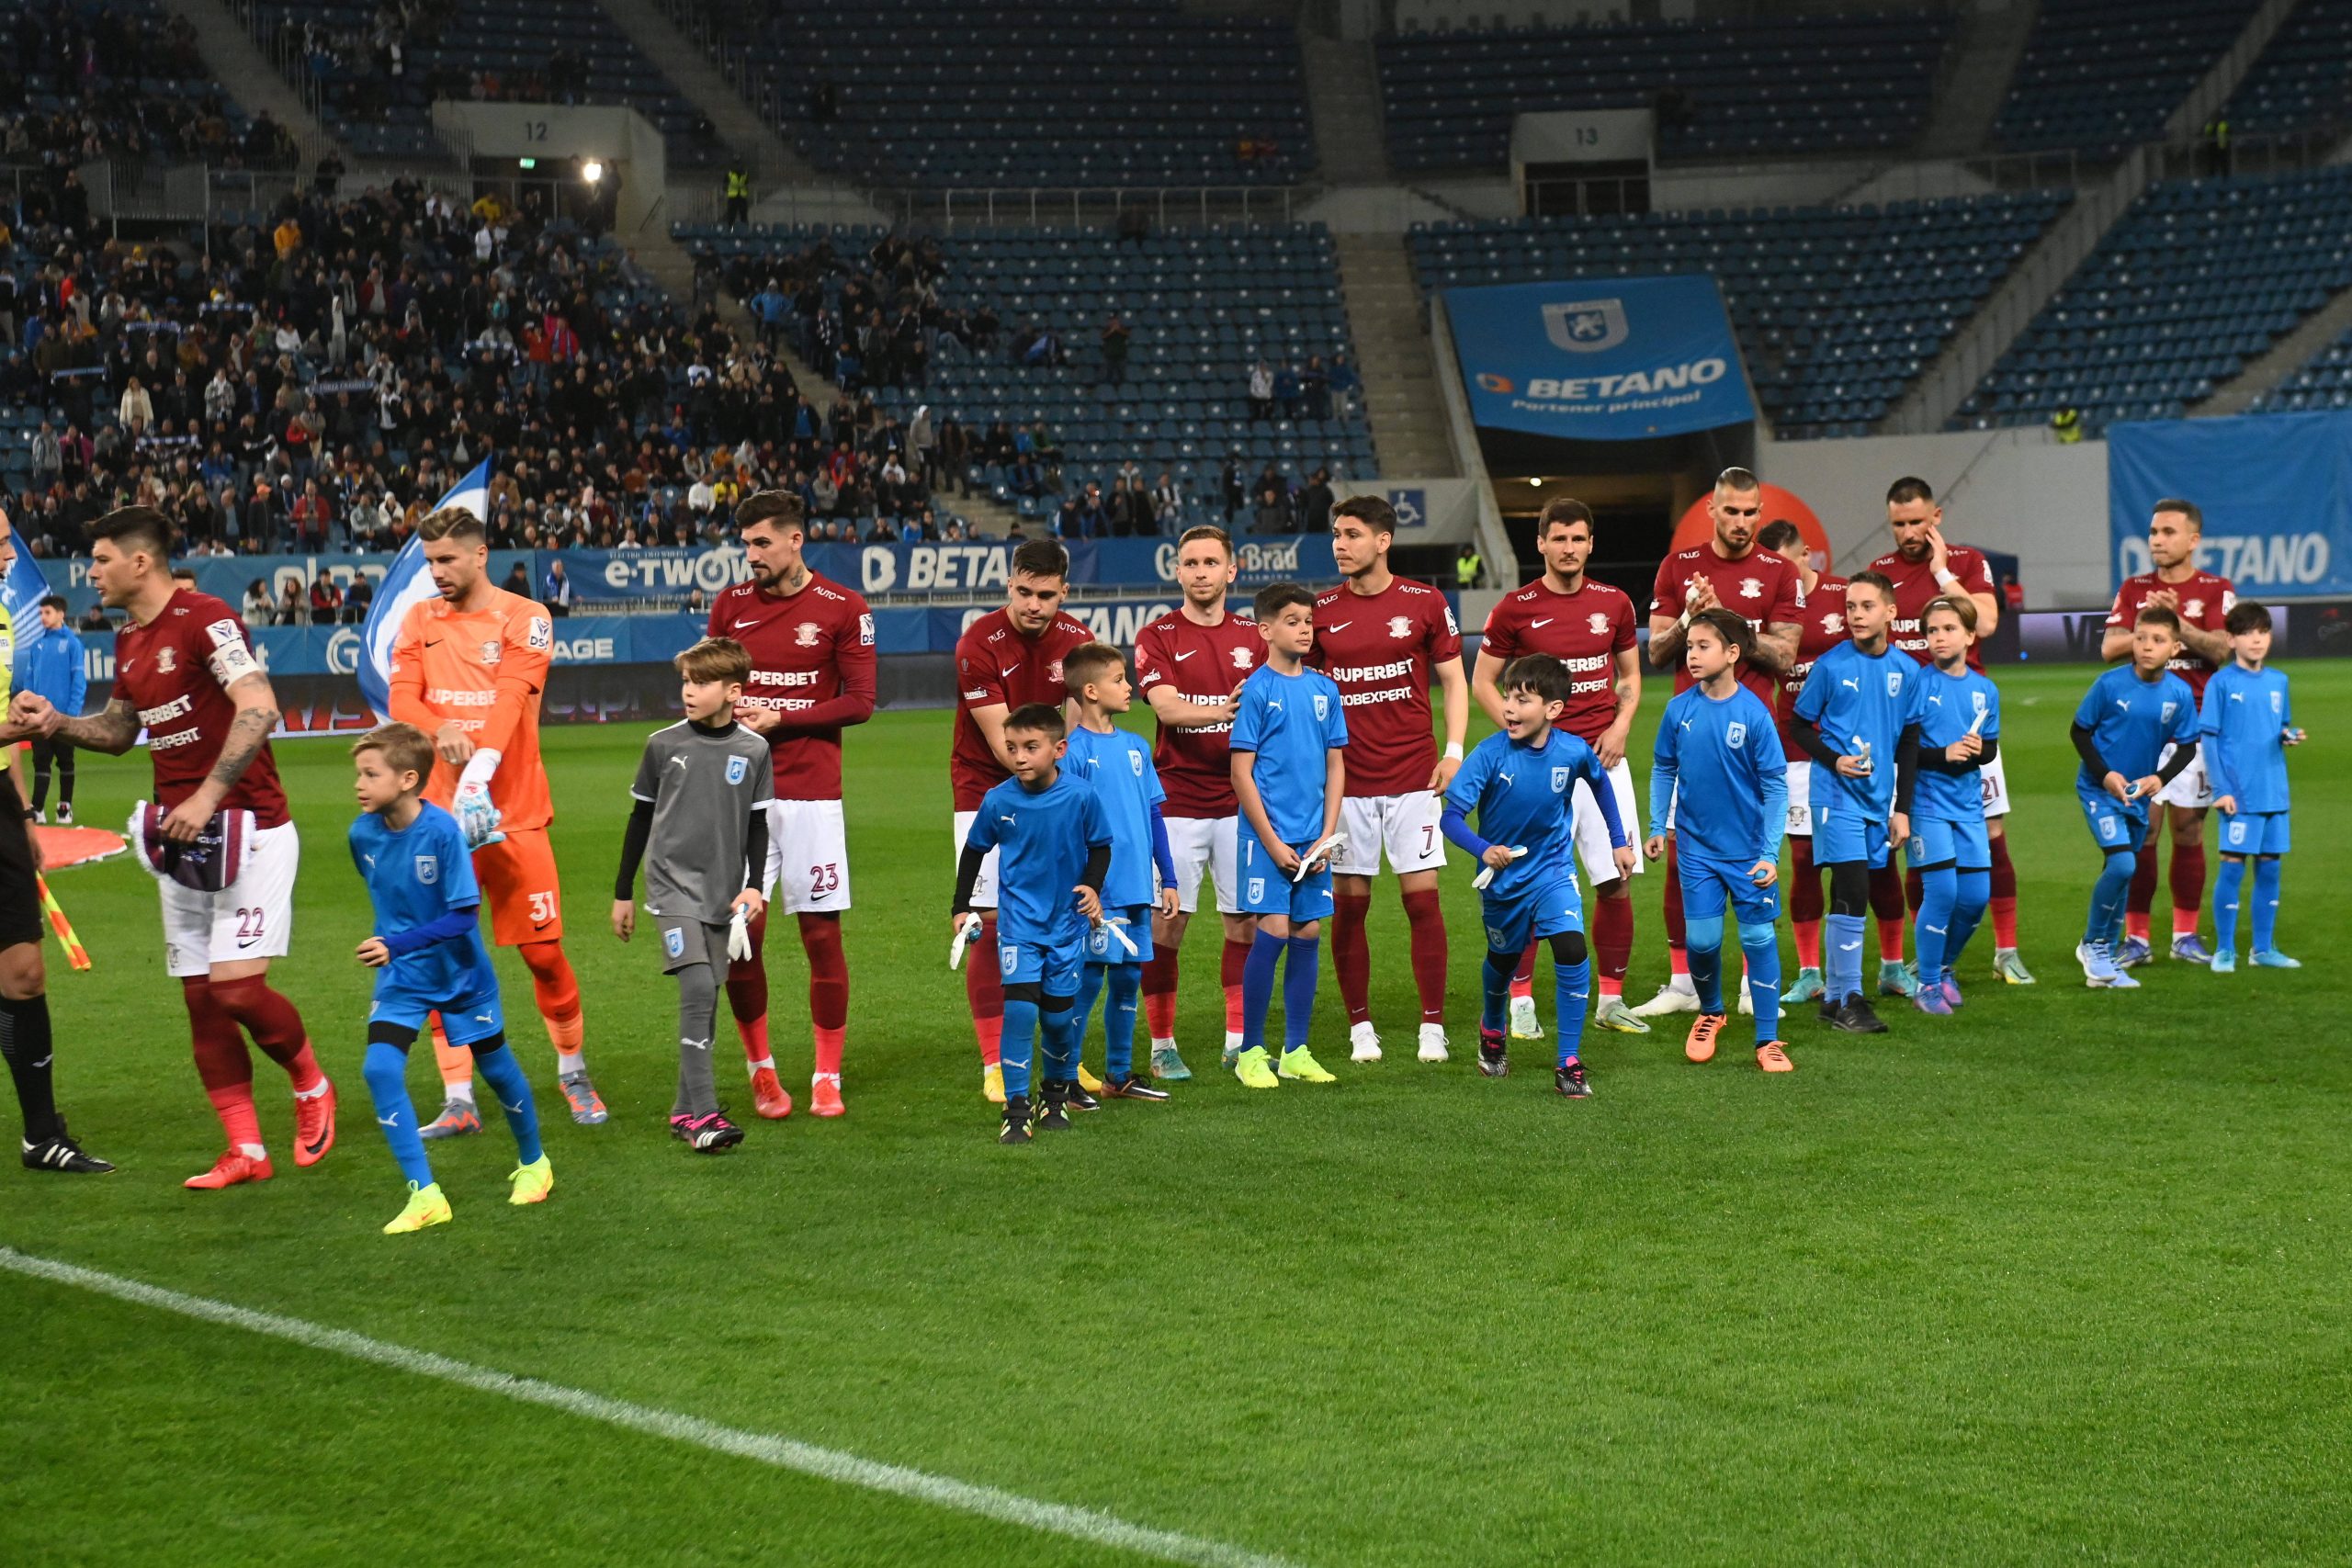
[10,662,2350,1565]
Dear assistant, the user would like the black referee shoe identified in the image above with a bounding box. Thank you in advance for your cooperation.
[22,1123,114,1174]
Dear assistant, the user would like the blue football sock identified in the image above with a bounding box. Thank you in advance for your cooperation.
[363,1039,434,1189]
[2253,857,2282,951]
[1738,921,1781,1045]
[470,1043,544,1166]
[1240,927,1283,1052]
[1000,997,1039,1100]
[1102,964,1140,1080]
[1283,936,1319,1053]
[2213,857,2245,953]
[1826,911,1866,1001]
[1073,962,1107,1071]
[1554,959,1589,1066]
[1480,949,1513,1034]
[1040,999,1080,1085]
[1914,864,1957,989]
[2087,851,2134,946]
[1947,870,1990,976]
[1686,912,1726,1013]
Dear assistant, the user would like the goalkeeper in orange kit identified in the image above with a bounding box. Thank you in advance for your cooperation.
[389,508,604,1129]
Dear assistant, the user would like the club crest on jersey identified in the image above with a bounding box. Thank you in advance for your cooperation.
[1129,749,1144,776]
[1047,659,1064,684]
[1887,670,1904,697]
[2185,599,2203,619]
[1726,720,1747,750]
[726,755,750,784]
[415,853,438,885]
[1387,615,1413,639]
[2162,701,2177,723]
[1822,611,1845,635]
[795,621,820,648]
[1313,694,1329,721]
[481,639,503,665]
[1739,578,1762,600]
[1552,766,1571,793]
[154,645,176,672]
[1589,612,1610,635]
[1247,877,1265,903]
[2271,691,2283,716]
[1231,645,1253,669]
[1972,691,1989,718]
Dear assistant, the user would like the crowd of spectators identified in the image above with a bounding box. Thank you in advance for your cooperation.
[2,1,291,168]
[0,180,984,564]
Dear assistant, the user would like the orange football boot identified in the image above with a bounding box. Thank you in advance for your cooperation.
[185,1150,274,1190]
[1757,1042,1794,1073]
[1684,1012,1725,1064]
[808,1073,845,1118]
[750,1066,794,1120]
[293,1078,336,1168]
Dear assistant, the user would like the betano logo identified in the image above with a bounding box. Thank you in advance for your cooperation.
[1476,373,1516,394]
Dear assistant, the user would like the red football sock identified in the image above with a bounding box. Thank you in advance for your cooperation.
[2127,831,2160,920]
[1401,888,1447,1024]
[1331,892,1373,1025]
[1663,840,1688,976]
[519,940,584,1057]
[1868,863,1905,961]
[184,977,261,1149]
[727,905,772,1061]
[2169,841,2206,940]
[799,913,848,1077]
[967,914,1003,1065]
[1592,891,1632,997]
[1988,833,2019,947]
[207,976,322,1093]
[1877,918,1905,964]
[1904,866,1923,916]
[1220,937,1250,1032]
[1510,938,1538,999]
[1141,949,1179,1038]
[1790,837,1823,966]
[1794,919,1822,969]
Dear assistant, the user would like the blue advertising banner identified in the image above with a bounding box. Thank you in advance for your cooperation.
[1444,276,1755,439]
[2108,412,2351,594]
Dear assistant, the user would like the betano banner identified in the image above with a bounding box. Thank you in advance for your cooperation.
[1443,276,1755,440]
[2108,411,2351,594]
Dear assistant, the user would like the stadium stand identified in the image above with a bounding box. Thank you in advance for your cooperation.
[713,0,1312,189]
[2214,0,2352,140]
[1373,13,1954,172]
[2254,321,2352,412]
[266,0,727,166]
[1992,0,2263,156]
[1953,166,2352,434]
[675,220,1373,534]
[1407,192,2072,440]
[0,0,280,164]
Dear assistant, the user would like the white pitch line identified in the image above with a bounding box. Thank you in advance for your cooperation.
[1,1247,1298,1568]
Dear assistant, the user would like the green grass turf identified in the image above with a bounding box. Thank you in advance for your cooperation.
[7,662,2350,1564]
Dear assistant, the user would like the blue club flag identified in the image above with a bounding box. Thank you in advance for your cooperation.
[358,457,492,719]
[4,520,50,691]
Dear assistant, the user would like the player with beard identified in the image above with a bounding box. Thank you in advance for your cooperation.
[2099,498,2233,967]
[710,490,877,1118]
[952,539,1096,1102]
[1313,496,1469,1066]
[1634,468,1804,1018]
[1131,525,1262,1080]
[1867,477,2031,987]
[1471,496,1646,1036]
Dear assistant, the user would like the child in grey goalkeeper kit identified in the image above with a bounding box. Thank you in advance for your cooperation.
[613,637,774,1151]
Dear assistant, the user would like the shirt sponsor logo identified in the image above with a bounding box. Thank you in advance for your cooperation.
[527,616,553,650]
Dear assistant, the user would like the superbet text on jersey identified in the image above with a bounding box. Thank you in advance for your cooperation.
[1476,580,1637,744]
[2107,570,2235,697]
[1132,609,1261,817]
[1309,577,1461,797]
[950,606,1097,810]
[1867,544,1995,667]
[113,588,288,826]
[710,571,878,799]
[1649,543,1805,707]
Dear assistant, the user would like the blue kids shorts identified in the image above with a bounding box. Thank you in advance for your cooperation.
[1679,852,1780,927]
[1907,814,1991,871]
[1238,830,1335,924]
[370,976,505,1047]
[1001,936,1085,995]
[2218,809,2290,856]
[2076,781,2147,855]
[1813,805,1890,868]
[1478,872,1585,953]
[1083,905,1156,964]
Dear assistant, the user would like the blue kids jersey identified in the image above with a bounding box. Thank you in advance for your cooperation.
[1229,662,1349,845]
[2199,662,2292,813]
[1793,639,1916,822]
[964,769,1113,949]
[350,802,499,1007]
[2075,664,2199,788]
[1651,683,1788,865]
[1443,727,1620,899]
[1908,663,2001,821]
[1065,723,1166,909]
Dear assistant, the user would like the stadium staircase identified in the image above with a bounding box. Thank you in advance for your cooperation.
[2199,279,2352,415]
[1301,35,1391,186]
[1917,0,2040,159]
[1334,234,1457,477]
[172,0,351,166]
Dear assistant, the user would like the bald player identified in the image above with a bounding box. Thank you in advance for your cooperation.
[390,507,601,1130]
[1867,476,2031,987]
[1634,468,1804,1018]
[2100,497,2234,966]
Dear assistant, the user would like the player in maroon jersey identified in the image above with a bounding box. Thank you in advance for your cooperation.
[1132,525,1262,1080]
[14,508,333,1190]
[2099,497,2235,966]
[951,538,1097,1102]
[1868,476,2031,987]
[710,491,877,1120]
[1313,496,1468,1066]
[1470,496,1647,1036]
[1635,468,1804,1018]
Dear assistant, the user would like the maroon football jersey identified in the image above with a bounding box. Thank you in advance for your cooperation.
[113,588,288,829]
[1866,543,1996,668]
[1477,577,1638,744]
[710,571,876,800]
[1776,575,1849,750]
[1309,576,1463,798]
[2105,570,2235,697]
[1133,607,1261,817]
[950,606,1095,811]
[1649,541,1806,709]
